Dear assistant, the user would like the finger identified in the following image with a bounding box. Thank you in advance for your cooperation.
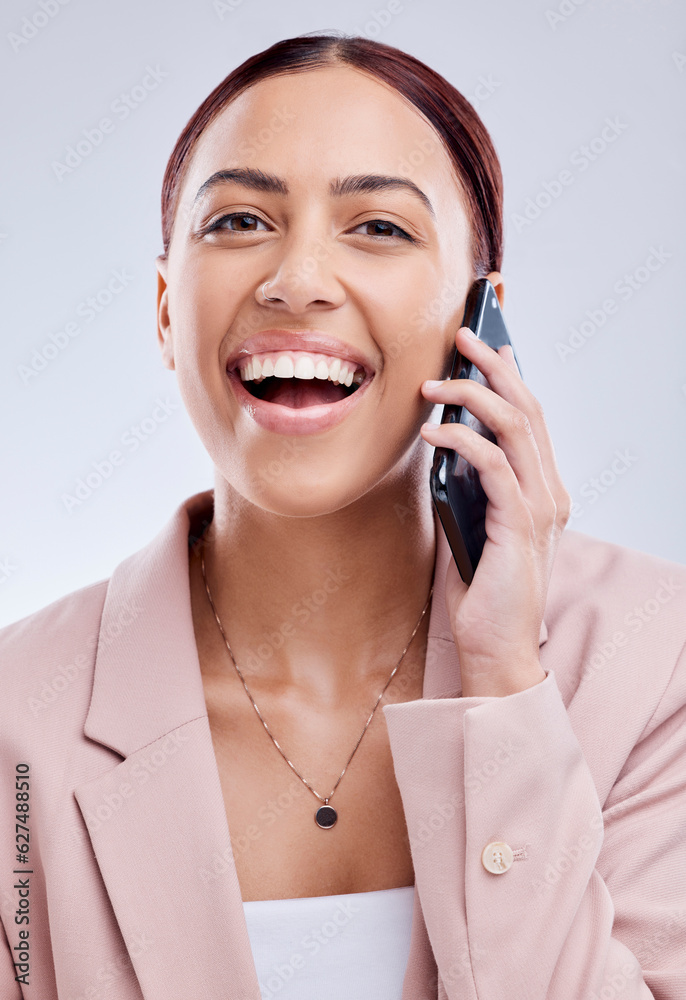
[498,344,519,373]
[446,327,570,513]
[420,378,550,510]
[420,421,530,530]
[450,328,528,409]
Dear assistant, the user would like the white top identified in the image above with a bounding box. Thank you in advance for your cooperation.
[242,885,415,999]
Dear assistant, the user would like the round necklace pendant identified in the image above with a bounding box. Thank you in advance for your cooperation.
[315,805,338,829]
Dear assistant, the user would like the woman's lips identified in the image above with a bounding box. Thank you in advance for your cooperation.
[226,366,374,435]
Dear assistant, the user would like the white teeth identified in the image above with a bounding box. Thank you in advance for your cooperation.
[273,356,295,378]
[294,356,316,379]
[236,350,367,387]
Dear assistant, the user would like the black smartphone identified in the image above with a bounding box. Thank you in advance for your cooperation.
[429,278,523,585]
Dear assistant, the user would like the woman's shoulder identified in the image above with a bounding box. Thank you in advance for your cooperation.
[0,493,197,745]
[556,525,686,581]
[0,491,198,677]
[545,528,686,810]
[0,577,110,725]
[0,576,109,655]
[545,527,686,742]
[550,526,686,626]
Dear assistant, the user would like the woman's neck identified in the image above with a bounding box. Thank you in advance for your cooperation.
[190,468,437,701]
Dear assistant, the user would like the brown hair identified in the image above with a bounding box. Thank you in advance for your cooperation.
[159,31,503,276]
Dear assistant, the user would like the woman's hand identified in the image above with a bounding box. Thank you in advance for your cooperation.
[420,326,572,698]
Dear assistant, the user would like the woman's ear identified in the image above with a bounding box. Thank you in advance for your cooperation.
[156,255,175,371]
[484,270,505,309]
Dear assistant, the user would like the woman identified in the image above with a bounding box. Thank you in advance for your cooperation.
[1,31,685,1000]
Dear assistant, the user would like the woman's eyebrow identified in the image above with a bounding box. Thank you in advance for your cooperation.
[193,167,435,219]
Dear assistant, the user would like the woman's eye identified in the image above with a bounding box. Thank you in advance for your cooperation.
[353,219,415,241]
[201,214,416,242]
[207,213,269,233]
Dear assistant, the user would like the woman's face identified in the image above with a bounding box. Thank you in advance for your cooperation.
[157,64,488,516]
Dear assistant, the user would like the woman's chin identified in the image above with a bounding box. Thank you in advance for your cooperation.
[234,470,370,519]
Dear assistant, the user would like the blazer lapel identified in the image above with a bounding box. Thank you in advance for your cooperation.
[74,489,261,999]
[74,488,549,1000]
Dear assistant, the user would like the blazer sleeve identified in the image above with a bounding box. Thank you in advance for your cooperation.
[382,648,686,1000]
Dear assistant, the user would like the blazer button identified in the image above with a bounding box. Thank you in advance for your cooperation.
[481,841,514,874]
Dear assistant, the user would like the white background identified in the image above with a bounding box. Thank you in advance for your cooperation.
[1,0,684,627]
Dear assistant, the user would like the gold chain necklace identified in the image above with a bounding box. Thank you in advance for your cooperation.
[200,551,432,829]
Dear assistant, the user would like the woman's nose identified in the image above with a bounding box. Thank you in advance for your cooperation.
[255,237,346,312]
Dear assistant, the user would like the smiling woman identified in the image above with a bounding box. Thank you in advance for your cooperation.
[1,30,686,1000]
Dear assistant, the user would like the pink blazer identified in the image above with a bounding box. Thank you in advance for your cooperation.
[1,488,685,999]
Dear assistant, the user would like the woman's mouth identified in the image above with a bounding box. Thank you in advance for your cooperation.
[233,350,366,408]
[226,349,374,435]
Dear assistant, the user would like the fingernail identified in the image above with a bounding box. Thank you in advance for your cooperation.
[421,421,440,431]
[460,326,477,338]
[424,379,443,388]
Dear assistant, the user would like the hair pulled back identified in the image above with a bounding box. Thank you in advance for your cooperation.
[160,32,503,277]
